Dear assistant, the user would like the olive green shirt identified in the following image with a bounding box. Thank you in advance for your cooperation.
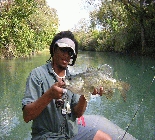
[22,62,80,140]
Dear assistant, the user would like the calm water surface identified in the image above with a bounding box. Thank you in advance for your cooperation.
[0,51,155,140]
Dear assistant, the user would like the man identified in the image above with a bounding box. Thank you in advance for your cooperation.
[22,31,112,140]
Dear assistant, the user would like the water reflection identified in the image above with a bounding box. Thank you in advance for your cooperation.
[0,107,19,137]
[0,51,154,140]
[72,52,155,139]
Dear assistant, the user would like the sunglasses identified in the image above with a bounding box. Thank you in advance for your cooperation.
[58,47,74,56]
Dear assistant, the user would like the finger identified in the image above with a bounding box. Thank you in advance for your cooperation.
[99,87,103,96]
[57,80,65,87]
[54,82,59,86]
[92,88,98,95]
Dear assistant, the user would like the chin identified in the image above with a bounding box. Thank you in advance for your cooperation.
[59,64,67,70]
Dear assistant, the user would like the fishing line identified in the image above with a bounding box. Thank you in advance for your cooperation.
[121,67,155,140]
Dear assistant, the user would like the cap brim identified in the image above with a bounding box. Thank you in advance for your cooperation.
[55,38,76,55]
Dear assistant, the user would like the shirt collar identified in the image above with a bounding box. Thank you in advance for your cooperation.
[46,61,71,78]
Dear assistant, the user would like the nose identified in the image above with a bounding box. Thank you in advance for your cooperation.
[62,51,72,57]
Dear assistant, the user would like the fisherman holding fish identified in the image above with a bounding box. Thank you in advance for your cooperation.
[22,31,112,140]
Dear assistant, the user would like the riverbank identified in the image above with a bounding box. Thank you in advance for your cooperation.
[0,48,50,60]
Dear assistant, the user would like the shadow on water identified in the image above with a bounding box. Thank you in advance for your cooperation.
[0,50,154,140]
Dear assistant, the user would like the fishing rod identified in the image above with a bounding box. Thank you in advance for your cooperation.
[121,67,155,140]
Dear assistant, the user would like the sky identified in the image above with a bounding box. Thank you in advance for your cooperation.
[46,0,89,31]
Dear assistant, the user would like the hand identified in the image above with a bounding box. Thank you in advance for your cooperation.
[49,78,65,99]
[92,87,104,96]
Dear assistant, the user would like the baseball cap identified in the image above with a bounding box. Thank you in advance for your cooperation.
[55,38,76,55]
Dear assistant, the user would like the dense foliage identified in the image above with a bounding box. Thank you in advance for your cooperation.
[0,0,58,58]
[73,0,155,56]
[1,0,155,58]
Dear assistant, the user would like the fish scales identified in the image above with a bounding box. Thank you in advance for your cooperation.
[64,65,130,102]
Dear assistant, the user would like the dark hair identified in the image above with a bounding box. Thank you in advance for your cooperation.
[49,31,78,66]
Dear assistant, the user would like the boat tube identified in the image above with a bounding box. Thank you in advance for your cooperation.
[83,115,137,140]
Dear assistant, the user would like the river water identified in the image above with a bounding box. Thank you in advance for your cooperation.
[0,50,155,140]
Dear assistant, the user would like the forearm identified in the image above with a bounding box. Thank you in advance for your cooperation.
[73,95,87,118]
[23,89,53,123]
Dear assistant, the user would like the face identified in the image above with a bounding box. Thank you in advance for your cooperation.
[53,47,73,70]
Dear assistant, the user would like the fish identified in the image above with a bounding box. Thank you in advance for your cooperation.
[64,64,130,102]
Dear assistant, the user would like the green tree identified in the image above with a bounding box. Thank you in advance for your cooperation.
[120,0,155,54]
[76,0,155,55]
[0,0,58,58]
[88,0,128,52]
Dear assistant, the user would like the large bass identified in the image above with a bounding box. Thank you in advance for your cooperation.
[64,64,130,102]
